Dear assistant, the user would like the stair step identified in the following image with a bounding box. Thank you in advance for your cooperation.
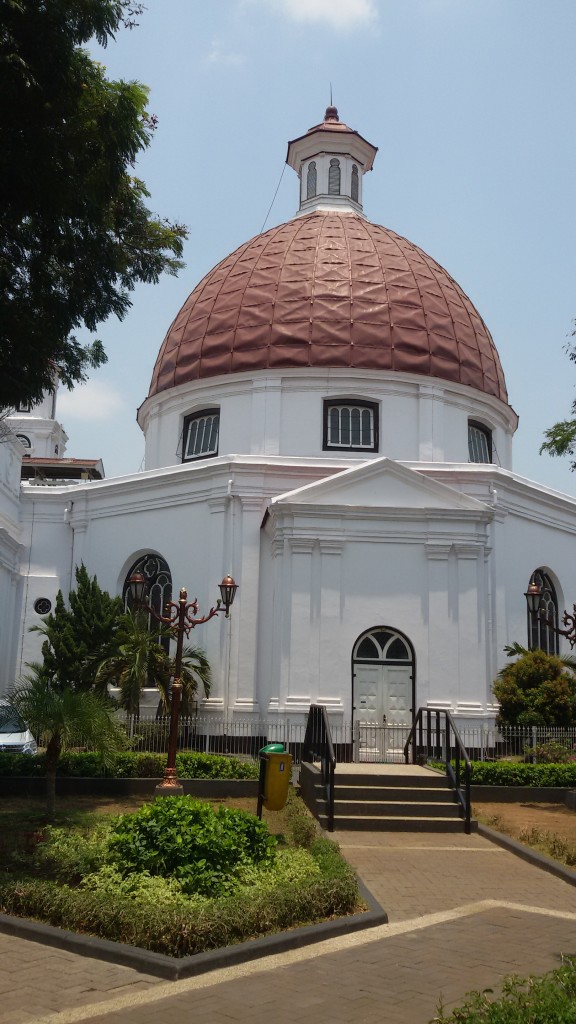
[324,815,477,833]
[334,800,459,817]
[334,774,447,788]
[335,786,453,802]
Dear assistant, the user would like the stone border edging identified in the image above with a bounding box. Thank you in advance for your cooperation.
[0,876,387,982]
[479,823,576,888]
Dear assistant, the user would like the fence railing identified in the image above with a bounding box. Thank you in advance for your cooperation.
[119,716,576,764]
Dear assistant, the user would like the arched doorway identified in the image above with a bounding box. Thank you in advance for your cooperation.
[352,627,415,761]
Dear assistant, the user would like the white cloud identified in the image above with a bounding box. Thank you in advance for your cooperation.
[204,40,245,67]
[272,0,378,29]
[57,380,126,422]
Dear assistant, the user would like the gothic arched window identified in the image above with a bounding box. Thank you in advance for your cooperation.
[328,158,341,195]
[351,164,359,203]
[527,568,559,654]
[123,553,172,652]
[306,161,317,199]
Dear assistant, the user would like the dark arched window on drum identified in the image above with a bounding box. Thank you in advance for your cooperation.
[306,161,317,199]
[527,568,559,654]
[123,554,173,653]
[328,158,341,195]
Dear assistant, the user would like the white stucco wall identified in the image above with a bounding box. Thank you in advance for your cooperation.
[139,368,517,474]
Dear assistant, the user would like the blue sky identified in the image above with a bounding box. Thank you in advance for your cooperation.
[57,0,576,493]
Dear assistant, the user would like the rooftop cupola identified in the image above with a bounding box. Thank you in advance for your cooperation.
[286,106,378,217]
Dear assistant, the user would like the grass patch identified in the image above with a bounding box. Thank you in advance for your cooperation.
[433,957,576,1022]
[0,787,361,956]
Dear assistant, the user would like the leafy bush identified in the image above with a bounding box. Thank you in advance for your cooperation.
[0,789,361,954]
[0,870,359,956]
[523,739,576,764]
[493,650,576,727]
[33,823,112,881]
[0,750,259,780]
[469,760,576,786]
[80,866,194,907]
[108,796,276,895]
[434,958,576,1022]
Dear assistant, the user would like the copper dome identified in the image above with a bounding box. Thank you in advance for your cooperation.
[149,212,507,402]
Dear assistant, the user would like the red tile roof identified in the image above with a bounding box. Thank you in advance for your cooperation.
[149,212,507,403]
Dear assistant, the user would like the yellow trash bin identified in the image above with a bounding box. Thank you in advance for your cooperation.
[260,743,292,811]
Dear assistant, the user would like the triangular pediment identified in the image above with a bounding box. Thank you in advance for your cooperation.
[271,458,488,512]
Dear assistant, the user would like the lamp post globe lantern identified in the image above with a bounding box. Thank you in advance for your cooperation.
[524,579,542,617]
[219,575,238,618]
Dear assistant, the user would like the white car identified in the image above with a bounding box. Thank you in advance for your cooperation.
[0,703,37,754]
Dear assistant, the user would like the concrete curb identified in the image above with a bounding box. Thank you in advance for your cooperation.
[479,823,576,888]
[0,877,387,981]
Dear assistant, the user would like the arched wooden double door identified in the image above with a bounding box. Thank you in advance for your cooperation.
[352,627,415,760]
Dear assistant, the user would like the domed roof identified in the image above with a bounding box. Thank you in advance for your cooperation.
[149,211,508,402]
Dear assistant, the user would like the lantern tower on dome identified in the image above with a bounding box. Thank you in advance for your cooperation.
[286,106,378,217]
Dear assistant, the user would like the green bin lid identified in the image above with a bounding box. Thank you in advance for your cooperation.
[260,743,284,753]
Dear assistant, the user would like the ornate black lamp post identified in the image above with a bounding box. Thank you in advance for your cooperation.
[525,578,576,648]
[128,571,238,796]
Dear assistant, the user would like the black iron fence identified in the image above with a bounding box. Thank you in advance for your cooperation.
[118,716,576,765]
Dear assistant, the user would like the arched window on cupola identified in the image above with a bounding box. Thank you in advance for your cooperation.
[351,164,359,203]
[306,161,317,199]
[328,158,341,195]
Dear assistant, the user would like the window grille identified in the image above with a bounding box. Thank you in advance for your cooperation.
[183,410,219,462]
[527,569,559,655]
[324,401,377,451]
[468,422,492,463]
[123,553,173,653]
[306,161,317,199]
[328,158,341,195]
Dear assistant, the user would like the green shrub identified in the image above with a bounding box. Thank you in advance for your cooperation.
[522,739,576,764]
[80,867,194,907]
[434,958,576,1022]
[33,822,112,881]
[469,760,576,786]
[0,750,259,780]
[0,871,359,956]
[108,796,276,895]
[493,649,576,727]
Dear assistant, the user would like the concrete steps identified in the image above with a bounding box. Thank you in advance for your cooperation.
[300,763,476,833]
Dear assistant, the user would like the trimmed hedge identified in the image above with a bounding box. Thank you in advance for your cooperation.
[0,872,358,956]
[0,751,259,780]
[468,761,576,787]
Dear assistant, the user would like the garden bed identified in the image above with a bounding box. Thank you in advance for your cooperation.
[0,790,383,977]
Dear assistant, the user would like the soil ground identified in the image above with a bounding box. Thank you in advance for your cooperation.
[0,793,297,843]
[474,800,576,848]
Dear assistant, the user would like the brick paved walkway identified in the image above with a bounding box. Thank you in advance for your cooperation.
[2,830,576,1024]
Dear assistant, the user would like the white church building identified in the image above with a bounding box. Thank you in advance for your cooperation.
[2,107,575,747]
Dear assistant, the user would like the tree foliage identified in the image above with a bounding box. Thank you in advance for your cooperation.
[0,671,125,815]
[540,324,576,469]
[493,648,576,727]
[95,610,211,716]
[0,0,187,408]
[34,564,123,691]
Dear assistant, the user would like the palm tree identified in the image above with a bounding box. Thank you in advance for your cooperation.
[156,643,212,716]
[0,668,126,817]
[95,610,169,716]
[95,610,211,718]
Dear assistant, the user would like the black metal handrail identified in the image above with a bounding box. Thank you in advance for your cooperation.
[403,708,472,834]
[303,704,336,831]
